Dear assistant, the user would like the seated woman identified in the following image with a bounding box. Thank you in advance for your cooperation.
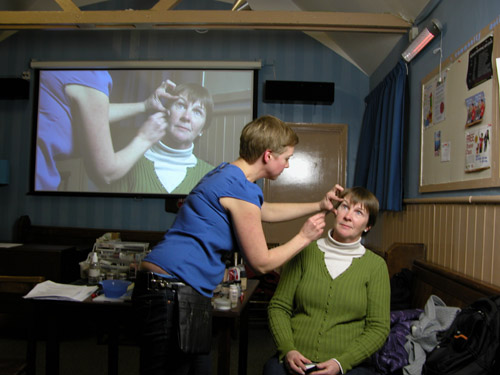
[110,82,214,194]
[264,187,390,375]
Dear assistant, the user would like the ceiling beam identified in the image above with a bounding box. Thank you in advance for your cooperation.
[54,0,81,12]
[151,0,183,11]
[0,9,411,33]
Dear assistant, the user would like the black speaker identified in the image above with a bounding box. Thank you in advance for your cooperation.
[264,80,334,104]
[0,78,30,100]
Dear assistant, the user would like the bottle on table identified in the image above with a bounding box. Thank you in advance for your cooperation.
[229,284,239,308]
[88,251,101,285]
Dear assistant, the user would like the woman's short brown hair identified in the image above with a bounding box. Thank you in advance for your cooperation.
[166,82,214,129]
[339,186,379,230]
[239,115,299,163]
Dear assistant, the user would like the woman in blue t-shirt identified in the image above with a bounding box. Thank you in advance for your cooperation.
[133,114,344,375]
[36,71,175,191]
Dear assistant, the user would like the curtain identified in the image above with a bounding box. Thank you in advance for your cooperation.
[353,59,408,211]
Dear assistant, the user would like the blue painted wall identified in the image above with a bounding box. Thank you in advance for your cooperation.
[372,0,500,200]
[0,1,368,240]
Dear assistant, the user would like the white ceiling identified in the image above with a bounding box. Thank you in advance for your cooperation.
[1,0,434,76]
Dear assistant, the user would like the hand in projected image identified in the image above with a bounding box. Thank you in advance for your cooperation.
[108,82,216,195]
[137,112,168,145]
[144,79,178,113]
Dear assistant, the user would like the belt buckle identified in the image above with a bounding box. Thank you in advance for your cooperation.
[146,272,182,291]
[146,273,165,290]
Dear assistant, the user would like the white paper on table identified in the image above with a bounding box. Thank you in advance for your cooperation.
[23,280,98,302]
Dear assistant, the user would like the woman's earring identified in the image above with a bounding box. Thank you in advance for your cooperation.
[199,131,203,137]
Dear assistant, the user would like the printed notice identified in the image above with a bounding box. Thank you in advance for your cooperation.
[441,141,450,162]
[465,91,485,127]
[423,72,447,128]
[466,36,493,89]
[465,123,491,172]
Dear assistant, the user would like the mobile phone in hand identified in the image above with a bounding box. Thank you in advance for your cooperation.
[305,363,318,374]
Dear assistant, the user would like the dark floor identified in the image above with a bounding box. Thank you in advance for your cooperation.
[0,321,276,375]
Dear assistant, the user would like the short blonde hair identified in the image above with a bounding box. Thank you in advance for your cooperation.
[239,115,299,163]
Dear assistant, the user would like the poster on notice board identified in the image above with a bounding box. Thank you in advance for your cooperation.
[465,123,491,172]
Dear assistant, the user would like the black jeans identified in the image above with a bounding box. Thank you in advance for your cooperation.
[132,276,211,375]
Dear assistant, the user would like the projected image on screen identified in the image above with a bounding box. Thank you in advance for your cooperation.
[31,67,255,197]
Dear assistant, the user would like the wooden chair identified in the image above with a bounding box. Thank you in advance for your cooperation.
[0,275,45,375]
[0,276,45,295]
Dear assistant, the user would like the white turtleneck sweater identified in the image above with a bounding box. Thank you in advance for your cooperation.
[317,230,366,280]
[144,141,196,192]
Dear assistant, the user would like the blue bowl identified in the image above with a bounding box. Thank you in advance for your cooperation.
[99,279,132,298]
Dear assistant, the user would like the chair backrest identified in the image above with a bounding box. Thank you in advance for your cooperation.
[0,275,45,339]
[0,276,45,295]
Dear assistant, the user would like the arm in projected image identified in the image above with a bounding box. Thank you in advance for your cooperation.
[65,80,177,186]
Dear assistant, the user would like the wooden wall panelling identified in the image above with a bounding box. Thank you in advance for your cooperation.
[366,201,500,288]
[493,207,500,285]
[482,205,495,282]
[464,206,477,277]
[473,205,486,280]
[423,204,434,263]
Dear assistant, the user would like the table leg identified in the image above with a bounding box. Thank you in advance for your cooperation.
[217,320,231,375]
[26,303,37,375]
[107,327,119,375]
[238,309,249,375]
[46,326,60,375]
[26,336,37,375]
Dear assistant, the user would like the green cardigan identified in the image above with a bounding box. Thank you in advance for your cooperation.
[268,244,390,372]
[109,156,214,194]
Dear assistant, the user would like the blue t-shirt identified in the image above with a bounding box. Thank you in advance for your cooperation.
[144,163,263,296]
[36,70,113,190]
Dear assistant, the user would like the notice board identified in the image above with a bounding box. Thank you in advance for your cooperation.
[419,21,500,192]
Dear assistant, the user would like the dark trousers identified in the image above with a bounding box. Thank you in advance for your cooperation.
[263,354,379,375]
[132,277,211,375]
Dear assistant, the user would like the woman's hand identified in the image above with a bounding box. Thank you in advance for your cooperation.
[284,351,342,375]
[136,112,168,145]
[284,350,315,375]
[298,212,327,245]
[310,359,342,375]
[144,79,178,113]
[319,184,344,212]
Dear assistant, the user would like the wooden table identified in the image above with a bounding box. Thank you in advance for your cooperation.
[26,279,259,375]
[213,279,259,375]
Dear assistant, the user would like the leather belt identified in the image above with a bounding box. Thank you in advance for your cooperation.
[137,270,185,291]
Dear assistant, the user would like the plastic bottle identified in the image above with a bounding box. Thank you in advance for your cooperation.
[229,284,239,308]
[238,263,247,291]
[235,280,242,297]
[88,252,101,285]
[239,268,247,291]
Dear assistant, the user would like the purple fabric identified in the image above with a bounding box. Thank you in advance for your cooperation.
[372,309,423,374]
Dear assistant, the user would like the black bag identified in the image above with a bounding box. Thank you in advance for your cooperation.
[423,295,500,375]
[176,284,213,354]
